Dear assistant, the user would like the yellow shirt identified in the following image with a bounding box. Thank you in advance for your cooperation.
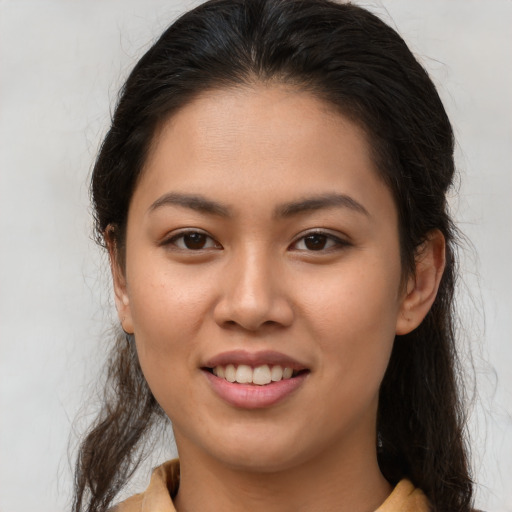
[112,459,430,512]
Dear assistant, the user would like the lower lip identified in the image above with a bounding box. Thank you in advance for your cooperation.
[204,370,308,409]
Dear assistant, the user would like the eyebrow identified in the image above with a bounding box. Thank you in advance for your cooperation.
[148,192,231,217]
[274,193,370,218]
[148,192,369,218]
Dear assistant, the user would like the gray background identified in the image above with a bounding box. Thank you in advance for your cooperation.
[0,1,510,510]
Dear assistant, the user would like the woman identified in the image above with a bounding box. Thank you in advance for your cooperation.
[73,0,474,511]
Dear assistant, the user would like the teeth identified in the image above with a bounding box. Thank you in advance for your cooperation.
[225,364,236,383]
[211,364,296,385]
[235,364,252,384]
[270,365,283,381]
[253,365,271,385]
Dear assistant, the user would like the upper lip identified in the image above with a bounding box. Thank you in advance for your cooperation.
[203,350,308,371]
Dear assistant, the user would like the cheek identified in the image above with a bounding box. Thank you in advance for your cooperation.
[126,263,209,363]
[299,257,401,374]
[303,257,401,327]
[127,273,205,416]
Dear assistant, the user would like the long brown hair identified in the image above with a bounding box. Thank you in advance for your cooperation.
[74,1,473,510]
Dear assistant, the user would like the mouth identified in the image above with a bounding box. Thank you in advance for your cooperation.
[203,364,308,386]
[201,350,310,408]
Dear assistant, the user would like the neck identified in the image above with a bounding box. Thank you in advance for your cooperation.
[174,435,392,512]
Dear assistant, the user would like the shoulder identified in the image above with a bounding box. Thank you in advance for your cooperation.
[376,479,431,512]
[109,493,144,512]
[376,479,484,512]
[110,459,180,512]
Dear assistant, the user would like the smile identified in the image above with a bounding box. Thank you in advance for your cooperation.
[202,351,310,409]
[209,364,300,385]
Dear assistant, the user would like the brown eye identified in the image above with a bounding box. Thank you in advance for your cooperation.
[291,231,348,252]
[166,230,220,250]
[183,232,208,249]
[303,234,328,251]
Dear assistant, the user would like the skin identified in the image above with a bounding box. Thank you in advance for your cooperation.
[111,84,445,512]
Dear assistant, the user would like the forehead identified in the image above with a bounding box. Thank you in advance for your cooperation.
[133,84,395,221]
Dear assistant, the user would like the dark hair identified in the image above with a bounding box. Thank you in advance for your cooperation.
[74,1,473,511]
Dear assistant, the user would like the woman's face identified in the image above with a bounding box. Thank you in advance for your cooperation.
[115,84,412,472]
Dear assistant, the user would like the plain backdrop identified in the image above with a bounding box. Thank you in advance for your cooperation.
[0,1,511,511]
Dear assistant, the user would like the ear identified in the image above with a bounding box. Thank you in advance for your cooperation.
[105,226,134,334]
[395,229,446,335]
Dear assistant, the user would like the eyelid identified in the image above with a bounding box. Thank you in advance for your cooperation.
[289,229,351,251]
[161,228,222,250]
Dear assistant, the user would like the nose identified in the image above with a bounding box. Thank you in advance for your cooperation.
[213,247,294,332]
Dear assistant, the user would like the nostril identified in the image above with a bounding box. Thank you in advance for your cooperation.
[220,318,288,333]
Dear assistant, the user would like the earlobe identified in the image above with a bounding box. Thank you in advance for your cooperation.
[105,226,134,335]
[395,230,446,335]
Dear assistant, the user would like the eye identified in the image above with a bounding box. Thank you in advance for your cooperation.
[165,230,221,251]
[291,231,348,252]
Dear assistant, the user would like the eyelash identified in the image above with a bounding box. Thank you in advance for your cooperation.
[163,230,221,251]
[162,229,350,252]
[289,230,350,252]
